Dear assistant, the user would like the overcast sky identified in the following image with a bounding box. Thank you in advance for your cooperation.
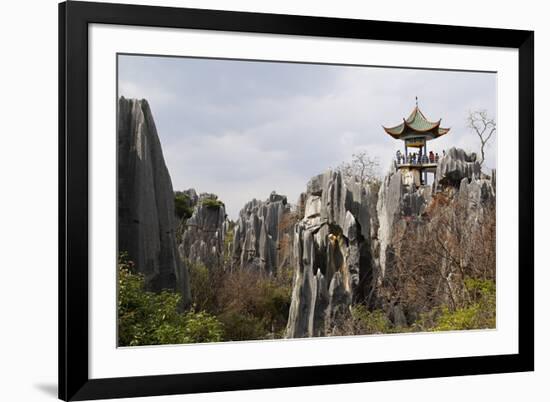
[118,54,497,219]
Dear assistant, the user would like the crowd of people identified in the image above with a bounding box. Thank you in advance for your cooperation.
[395,149,445,165]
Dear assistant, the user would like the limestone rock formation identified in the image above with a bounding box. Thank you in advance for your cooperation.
[434,147,481,189]
[231,192,292,273]
[285,171,378,338]
[377,147,491,279]
[117,97,190,304]
[285,147,495,337]
[376,166,434,278]
[178,193,226,270]
[373,147,495,325]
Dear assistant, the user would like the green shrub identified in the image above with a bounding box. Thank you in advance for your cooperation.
[187,261,222,313]
[432,278,496,331]
[178,310,224,343]
[118,253,223,346]
[174,194,194,220]
[217,311,267,341]
[413,278,496,332]
[350,305,392,334]
[255,279,292,334]
[202,198,224,209]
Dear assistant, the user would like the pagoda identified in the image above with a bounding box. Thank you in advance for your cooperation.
[383,99,450,186]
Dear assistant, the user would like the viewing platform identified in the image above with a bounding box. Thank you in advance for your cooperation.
[394,161,438,172]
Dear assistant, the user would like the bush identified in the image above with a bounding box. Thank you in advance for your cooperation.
[118,253,223,346]
[332,305,393,336]
[192,267,293,340]
[413,278,496,332]
[351,305,393,334]
[432,278,495,331]
[174,194,194,220]
[255,279,293,335]
[217,311,267,341]
[188,261,223,313]
[202,198,224,209]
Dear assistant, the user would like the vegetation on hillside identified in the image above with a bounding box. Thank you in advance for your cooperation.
[117,252,223,346]
[117,250,294,345]
[187,261,294,341]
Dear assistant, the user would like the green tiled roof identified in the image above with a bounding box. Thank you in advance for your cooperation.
[383,106,450,139]
[384,123,406,136]
[405,107,440,131]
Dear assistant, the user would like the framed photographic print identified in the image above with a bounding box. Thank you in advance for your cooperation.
[59,1,534,400]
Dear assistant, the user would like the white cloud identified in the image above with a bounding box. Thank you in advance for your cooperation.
[119,55,497,219]
[118,80,176,106]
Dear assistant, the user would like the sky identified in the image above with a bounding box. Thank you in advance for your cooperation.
[118,55,497,220]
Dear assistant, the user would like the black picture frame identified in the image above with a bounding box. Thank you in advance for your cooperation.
[59,1,534,400]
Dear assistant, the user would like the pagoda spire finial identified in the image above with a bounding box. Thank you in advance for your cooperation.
[415,96,418,108]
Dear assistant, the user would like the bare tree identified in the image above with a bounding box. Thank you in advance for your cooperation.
[337,151,380,188]
[386,191,496,322]
[467,110,496,166]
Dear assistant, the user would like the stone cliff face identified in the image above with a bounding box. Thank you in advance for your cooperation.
[285,171,379,337]
[178,193,227,270]
[374,147,495,325]
[285,147,496,337]
[231,192,292,273]
[377,147,491,281]
[117,97,190,304]
[434,147,481,189]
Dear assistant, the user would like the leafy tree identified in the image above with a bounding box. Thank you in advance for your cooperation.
[118,253,223,346]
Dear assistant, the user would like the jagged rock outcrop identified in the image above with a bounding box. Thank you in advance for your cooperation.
[374,147,495,324]
[377,166,433,278]
[179,193,226,270]
[434,147,481,189]
[232,192,292,273]
[377,147,486,279]
[285,147,496,337]
[285,171,378,338]
[117,97,190,304]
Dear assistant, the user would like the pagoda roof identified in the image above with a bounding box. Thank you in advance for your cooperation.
[383,106,450,139]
